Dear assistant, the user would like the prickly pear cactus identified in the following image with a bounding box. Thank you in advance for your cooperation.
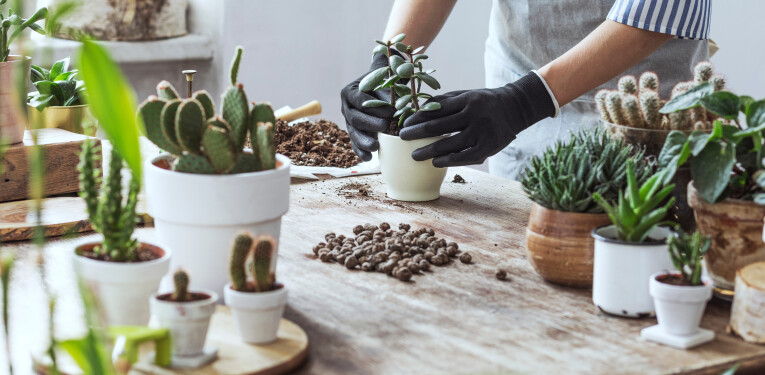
[173,269,190,302]
[252,236,276,293]
[230,233,253,292]
[202,120,237,173]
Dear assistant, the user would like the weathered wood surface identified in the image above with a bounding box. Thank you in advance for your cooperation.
[3,167,765,374]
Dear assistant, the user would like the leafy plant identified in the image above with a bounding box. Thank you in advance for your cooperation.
[27,57,86,111]
[359,33,441,127]
[667,229,710,286]
[593,159,675,242]
[0,1,47,62]
[521,129,653,213]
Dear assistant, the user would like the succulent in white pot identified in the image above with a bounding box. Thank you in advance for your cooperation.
[224,233,287,345]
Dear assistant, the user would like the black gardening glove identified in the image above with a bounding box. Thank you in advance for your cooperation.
[399,72,557,167]
[340,53,396,161]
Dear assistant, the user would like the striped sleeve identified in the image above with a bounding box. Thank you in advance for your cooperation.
[607,0,711,40]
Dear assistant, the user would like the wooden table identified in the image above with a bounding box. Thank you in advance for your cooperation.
[3,167,764,375]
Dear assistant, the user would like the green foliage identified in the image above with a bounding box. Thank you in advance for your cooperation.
[1,253,14,375]
[521,129,653,213]
[229,233,253,292]
[137,47,276,175]
[0,4,47,62]
[667,229,710,286]
[172,269,190,302]
[252,236,275,292]
[27,57,86,111]
[361,33,441,127]
[593,159,675,243]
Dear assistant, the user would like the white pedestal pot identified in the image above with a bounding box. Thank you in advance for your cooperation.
[150,291,218,357]
[145,154,290,296]
[649,272,712,336]
[377,133,447,202]
[591,225,673,317]
[224,283,288,344]
[73,243,171,326]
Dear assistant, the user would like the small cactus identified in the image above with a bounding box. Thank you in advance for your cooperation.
[256,122,276,171]
[639,91,661,129]
[252,236,276,293]
[669,110,688,130]
[172,269,190,302]
[606,92,627,125]
[230,233,254,292]
[638,71,659,92]
[595,90,612,123]
[710,75,725,91]
[693,61,713,83]
[617,75,638,95]
[157,80,180,100]
[202,120,237,173]
[622,94,643,127]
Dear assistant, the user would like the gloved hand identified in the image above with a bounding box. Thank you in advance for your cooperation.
[340,53,396,161]
[399,71,557,167]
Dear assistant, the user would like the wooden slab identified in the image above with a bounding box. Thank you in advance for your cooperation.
[0,128,100,203]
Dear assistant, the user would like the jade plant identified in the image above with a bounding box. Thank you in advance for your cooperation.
[359,33,441,128]
[0,1,47,62]
[172,269,190,302]
[666,229,710,286]
[521,129,653,213]
[593,159,675,243]
[138,46,276,174]
[78,140,140,262]
[27,57,86,111]
[229,233,276,293]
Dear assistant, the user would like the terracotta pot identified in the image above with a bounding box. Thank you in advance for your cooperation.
[525,203,611,288]
[0,56,31,145]
[688,182,765,291]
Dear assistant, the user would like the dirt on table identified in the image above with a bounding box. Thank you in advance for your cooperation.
[275,119,362,168]
[452,174,466,183]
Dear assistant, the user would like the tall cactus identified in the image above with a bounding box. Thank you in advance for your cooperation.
[230,233,253,292]
[252,236,276,293]
[617,75,637,95]
[595,90,612,123]
[173,269,190,302]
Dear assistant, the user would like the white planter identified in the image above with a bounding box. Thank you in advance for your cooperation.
[150,290,218,358]
[145,154,290,297]
[377,132,448,202]
[224,283,287,345]
[650,272,712,336]
[73,242,171,326]
[592,225,673,317]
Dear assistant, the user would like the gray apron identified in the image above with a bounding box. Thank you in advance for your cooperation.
[486,0,709,180]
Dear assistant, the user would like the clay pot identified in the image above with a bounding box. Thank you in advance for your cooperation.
[377,133,448,202]
[688,182,765,291]
[525,203,611,288]
[0,56,31,145]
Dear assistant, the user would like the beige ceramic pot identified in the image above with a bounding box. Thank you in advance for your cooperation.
[525,203,612,288]
[688,182,765,291]
[0,56,31,145]
[27,104,94,136]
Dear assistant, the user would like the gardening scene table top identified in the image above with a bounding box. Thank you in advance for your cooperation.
[5,166,764,375]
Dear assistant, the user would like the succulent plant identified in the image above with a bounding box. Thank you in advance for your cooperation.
[228,232,277,293]
[252,236,276,292]
[229,233,253,292]
[27,57,86,111]
[137,47,276,174]
[521,129,653,213]
[172,269,190,302]
[0,3,47,62]
[667,229,710,286]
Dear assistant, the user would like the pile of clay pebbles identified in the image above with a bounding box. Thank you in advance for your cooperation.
[311,223,473,282]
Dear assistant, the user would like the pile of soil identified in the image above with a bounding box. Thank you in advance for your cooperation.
[78,244,161,263]
[275,119,361,168]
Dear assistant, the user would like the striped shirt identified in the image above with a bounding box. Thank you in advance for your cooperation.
[607,0,711,40]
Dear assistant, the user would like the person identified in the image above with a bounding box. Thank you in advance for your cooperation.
[341,0,710,180]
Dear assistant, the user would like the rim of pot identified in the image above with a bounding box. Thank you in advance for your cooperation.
[650,271,712,289]
[530,201,611,217]
[376,132,448,140]
[148,153,291,178]
[590,224,669,246]
[599,119,703,135]
[224,282,286,295]
[688,181,764,206]
[74,241,170,264]
[153,290,219,305]
[1,55,31,63]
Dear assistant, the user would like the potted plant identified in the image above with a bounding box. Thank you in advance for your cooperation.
[358,33,445,201]
[224,233,287,345]
[658,88,765,294]
[0,3,47,144]
[139,46,290,296]
[27,57,91,135]
[73,139,171,326]
[591,160,675,317]
[642,229,714,348]
[150,269,218,366]
[521,129,652,287]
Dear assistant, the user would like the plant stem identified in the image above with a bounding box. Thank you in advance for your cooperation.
[386,45,395,107]
[407,53,419,111]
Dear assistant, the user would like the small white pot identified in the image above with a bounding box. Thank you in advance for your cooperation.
[223,283,287,345]
[592,225,673,317]
[377,132,448,202]
[73,242,171,326]
[150,290,218,357]
[145,154,290,297]
[649,272,712,336]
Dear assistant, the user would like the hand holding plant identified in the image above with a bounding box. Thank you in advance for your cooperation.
[667,229,710,286]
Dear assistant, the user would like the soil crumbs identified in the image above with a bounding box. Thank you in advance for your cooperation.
[452,174,466,183]
[275,119,361,168]
[79,246,161,263]
[336,182,424,214]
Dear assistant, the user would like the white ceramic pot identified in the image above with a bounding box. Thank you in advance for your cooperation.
[591,225,673,317]
[73,242,171,326]
[377,132,448,202]
[649,272,712,336]
[223,283,287,345]
[145,154,290,297]
[150,290,218,357]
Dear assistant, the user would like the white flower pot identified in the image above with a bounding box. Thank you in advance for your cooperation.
[145,154,290,297]
[73,242,171,326]
[377,132,448,202]
[591,225,673,317]
[649,272,712,336]
[223,283,287,345]
[150,290,218,357]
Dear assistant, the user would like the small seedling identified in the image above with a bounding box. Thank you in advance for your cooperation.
[666,229,710,286]
[172,269,190,302]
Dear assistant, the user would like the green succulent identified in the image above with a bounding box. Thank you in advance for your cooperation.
[667,229,710,286]
[0,2,47,62]
[521,129,653,213]
[27,57,86,111]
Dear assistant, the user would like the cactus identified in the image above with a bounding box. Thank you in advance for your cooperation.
[639,91,661,129]
[137,47,277,175]
[606,92,627,125]
[617,75,637,95]
[230,233,254,292]
[172,269,190,302]
[252,236,276,292]
[595,90,612,123]
[256,122,276,170]
[230,46,244,86]
[638,71,659,92]
[621,94,643,127]
[669,110,688,130]
[710,75,725,91]
[693,61,713,83]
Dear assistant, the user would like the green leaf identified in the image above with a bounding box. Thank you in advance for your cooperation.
[740,95,755,112]
[375,39,386,46]
[394,42,408,52]
[54,70,78,81]
[362,99,390,108]
[28,94,53,111]
[700,91,740,119]
[396,62,414,79]
[687,131,712,156]
[420,102,441,111]
[372,44,387,55]
[390,33,406,43]
[49,57,70,80]
[48,81,65,102]
[658,131,689,167]
[30,65,46,82]
[412,46,424,54]
[34,80,54,95]
[375,75,400,90]
[395,94,412,110]
[415,72,441,90]
[659,82,714,114]
[691,140,736,203]
[746,99,765,127]
[393,83,411,97]
[414,54,428,62]
[389,55,405,72]
[397,107,415,127]
[393,106,411,118]
[359,66,388,92]
[55,80,77,100]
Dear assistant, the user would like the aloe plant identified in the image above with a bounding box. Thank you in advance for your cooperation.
[667,229,710,286]
[0,1,47,62]
[28,57,86,111]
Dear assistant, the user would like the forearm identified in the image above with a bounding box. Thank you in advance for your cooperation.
[538,20,672,106]
[383,0,456,49]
